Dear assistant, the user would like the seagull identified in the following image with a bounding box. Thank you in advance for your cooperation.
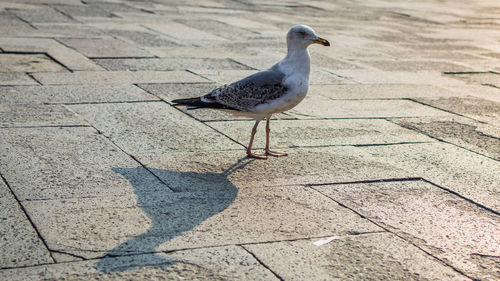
[172,25,330,159]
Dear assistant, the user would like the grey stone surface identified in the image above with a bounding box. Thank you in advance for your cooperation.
[1,0,499,279]
[0,37,103,71]
[0,127,170,200]
[332,70,468,85]
[0,179,53,268]
[52,4,115,18]
[137,82,219,102]
[310,84,463,99]
[0,104,86,127]
[0,54,66,73]
[33,70,208,85]
[0,84,158,104]
[0,72,38,86]
[394,116,500,160]
[0,11,36,36]
[146,45,262,59]
[144,22,228,43]
[9,6,75,23]
[106,29,180,48]
[0,246,279,280]
[32,23,106,38]
[414,96,500,125]
[360,143,500,213]
[21,182,380,259]
[316,180,500,281]
[289,95,453,119]
[58,37,153,58]
[94,57,251,71]
[362,60,475,72]
[208,119,433,149]
[69,102,242,154]
[135,149,410,190]
[187,69,260,84]
[245,233,470,281]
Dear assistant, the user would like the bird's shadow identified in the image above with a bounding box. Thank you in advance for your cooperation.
[95,157,252,273]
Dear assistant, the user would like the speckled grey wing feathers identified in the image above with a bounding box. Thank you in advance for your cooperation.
[201,69,287,111]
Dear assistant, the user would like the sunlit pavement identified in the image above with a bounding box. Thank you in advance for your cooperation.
[0,0,499,280]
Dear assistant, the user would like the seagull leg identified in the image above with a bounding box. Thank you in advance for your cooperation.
[265,116,287,157]
[246,119,267,159]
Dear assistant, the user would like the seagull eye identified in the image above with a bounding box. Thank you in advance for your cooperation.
[298,31,307,36]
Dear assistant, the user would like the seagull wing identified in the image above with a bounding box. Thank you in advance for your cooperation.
[202,69,287,111]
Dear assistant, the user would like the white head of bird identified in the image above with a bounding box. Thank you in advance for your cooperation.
[286,25,330,50]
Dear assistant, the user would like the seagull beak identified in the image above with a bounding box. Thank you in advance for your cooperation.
[313,37,330,46]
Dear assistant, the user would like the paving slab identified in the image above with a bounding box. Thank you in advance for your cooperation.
[105,29,180,48]
[0,0,499,279]
[315,180,500,281]
[94,57,251,71]
[0,246,279,280]
[135,148,410,191]
[288,95,453,119]
[0,179,53,268]
[0,72,38,86]
[0,84,158,104]
[69,102,242,154]
[28,23,106,38]
[332,70,467,85]
[177,19,260,40]
[415,96,500,125]
[21,180,380,259]
[32,70,208,85]
[137,82,219,102]
[361,60,475,72]
[0,127,170,200]
[52,4,115,18]
[58,37,153,58]
[146,45,263,59]
[144,22,228,43]
[0,11,36,36]
[0,104,86,127]
[0,37,103,71]
[187,69,261,84]
[359,142,500,213]
[394,116,500,160]
[310,83,464,99]
[0,54,66,73]
[207,119,433,149]
[442,84,500,103]
[9,7,75,23]
[244,233,469,281]
[310,52,364,70]
[444,72,500,88]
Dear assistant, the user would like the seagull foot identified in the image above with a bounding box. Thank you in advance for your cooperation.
[265,149,288,157]
[247,152,268,159]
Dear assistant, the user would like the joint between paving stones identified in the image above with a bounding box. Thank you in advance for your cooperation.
[393,120,500,162]
[50,250,86,261]
[0,124,91,129]
[421,178,500,216]
[0,174,56,264]
[63,105,176,192]
[482,83,500,89]
[239,245,285,281]
[308,184,477,280]
[0,50,73,72]
[25,73,42,85]
[404,98,488,124]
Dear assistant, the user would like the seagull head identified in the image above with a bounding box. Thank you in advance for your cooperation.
[286,25,330,49]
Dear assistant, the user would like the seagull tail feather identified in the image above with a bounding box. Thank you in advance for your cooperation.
[171,97,239,111]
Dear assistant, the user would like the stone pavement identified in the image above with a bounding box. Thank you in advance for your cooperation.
[0,0,499,280]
